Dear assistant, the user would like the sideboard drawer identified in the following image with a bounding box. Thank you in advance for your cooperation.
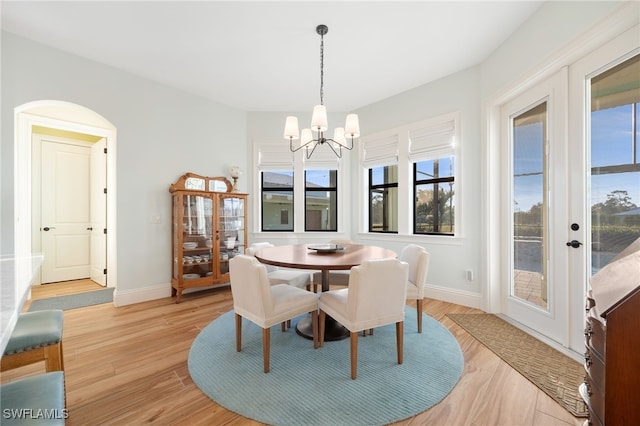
[584,347,605,394]
[586,308,605,359]
[584,376,605,423]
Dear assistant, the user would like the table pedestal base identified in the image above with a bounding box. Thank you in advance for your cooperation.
[296,315,349,342]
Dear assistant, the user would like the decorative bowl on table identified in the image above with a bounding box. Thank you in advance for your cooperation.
[307,244,344,253]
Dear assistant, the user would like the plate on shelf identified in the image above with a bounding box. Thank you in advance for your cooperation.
[183,242,198,249]
[183,273,200,280]
[307,244,344,253]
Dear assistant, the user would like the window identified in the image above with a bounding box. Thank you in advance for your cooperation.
[369,165,398,232]
[255,142,342,233]
[414,157,455,235]
[361,112,459,237]
[261,171,294,231]
[305,170,337,231]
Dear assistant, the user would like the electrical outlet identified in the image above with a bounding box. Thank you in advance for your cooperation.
[465,269,474,282]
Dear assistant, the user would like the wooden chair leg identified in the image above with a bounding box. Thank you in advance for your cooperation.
[319,310,326,347]
[262,328,270,373]
[235,313,242,352]
[281,322,286,332]
[396,321,404,364]
[44,342,64,372]
[350,331,358,380]
[311,310,319,349]
[417,298,423,333]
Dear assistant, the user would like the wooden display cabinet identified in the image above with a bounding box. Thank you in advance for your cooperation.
[170,173,248,302]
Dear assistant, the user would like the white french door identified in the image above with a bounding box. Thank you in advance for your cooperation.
[567,26,640,350]
[499,25,640,352]
[501,69,569,345]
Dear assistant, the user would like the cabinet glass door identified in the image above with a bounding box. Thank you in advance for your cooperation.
[218,196,245,275]
[181,194,213,280]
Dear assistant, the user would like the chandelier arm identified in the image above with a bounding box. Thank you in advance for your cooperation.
[290,137,317,153]
[324,140,343,158]
[306,139,321,159]
[324,137,354,151]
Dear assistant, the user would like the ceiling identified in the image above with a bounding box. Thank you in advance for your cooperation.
[1,1,544,112]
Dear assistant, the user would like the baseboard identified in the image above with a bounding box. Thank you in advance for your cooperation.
[112,282,230,307]
[113,283,171,307]
[426,283,482,310]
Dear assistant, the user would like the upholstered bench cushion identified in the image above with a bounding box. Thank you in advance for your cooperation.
[4,310,63,355]
[0,371,66,425]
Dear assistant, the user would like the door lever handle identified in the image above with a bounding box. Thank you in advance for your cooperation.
[42,227,56,231]
[566,240,583,248]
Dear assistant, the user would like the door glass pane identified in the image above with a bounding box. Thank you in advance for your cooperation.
[512,102,548,309]
[591,54,640,274]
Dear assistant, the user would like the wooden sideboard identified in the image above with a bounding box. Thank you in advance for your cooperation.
[581,285,640,425]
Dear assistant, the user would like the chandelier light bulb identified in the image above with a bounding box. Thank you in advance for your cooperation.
[344,114,360,138]
[311,105,328,132]
[300,128,313,148]
[284,116,300,140]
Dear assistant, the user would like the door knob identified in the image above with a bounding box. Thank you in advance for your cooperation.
[42,227,55,231]
[566,240,582,248]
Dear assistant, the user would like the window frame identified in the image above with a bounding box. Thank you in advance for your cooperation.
[359,112,462,241]
[253,141,346,236]
[304,169,338,232]
[368,165,399,233]
[260,170,295,232]
[413,157,456,236]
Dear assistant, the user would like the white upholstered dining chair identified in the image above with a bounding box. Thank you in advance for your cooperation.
[318,258,408,379]
[246,242,312,291]
[399,244,431,333]
[229,255,319,373]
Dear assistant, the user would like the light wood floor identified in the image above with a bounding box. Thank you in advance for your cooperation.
[2,281,582,426]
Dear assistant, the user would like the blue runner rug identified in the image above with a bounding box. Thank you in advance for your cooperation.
[188,307,463,425]
[28,288,114,312]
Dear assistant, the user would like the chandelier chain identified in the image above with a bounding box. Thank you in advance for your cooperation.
[319,30,324,106]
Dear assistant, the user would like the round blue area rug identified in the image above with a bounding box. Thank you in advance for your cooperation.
[188,307,463,426]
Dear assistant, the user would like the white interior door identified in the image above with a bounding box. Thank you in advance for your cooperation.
[41,140,92,283]
[90,138,107,286]
[500,69,569,345]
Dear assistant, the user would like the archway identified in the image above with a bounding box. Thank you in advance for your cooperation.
[14,100,117,295]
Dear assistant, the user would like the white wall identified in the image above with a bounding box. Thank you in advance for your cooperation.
[480,1,625,99]
[1,31,246,301]
[351,67,483,302]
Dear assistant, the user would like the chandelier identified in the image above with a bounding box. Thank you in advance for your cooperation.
[284,24,360,159]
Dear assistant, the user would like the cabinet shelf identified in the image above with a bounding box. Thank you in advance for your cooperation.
[170,172,248,303]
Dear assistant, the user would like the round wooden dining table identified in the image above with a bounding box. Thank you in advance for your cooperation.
[254,243,397,341]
